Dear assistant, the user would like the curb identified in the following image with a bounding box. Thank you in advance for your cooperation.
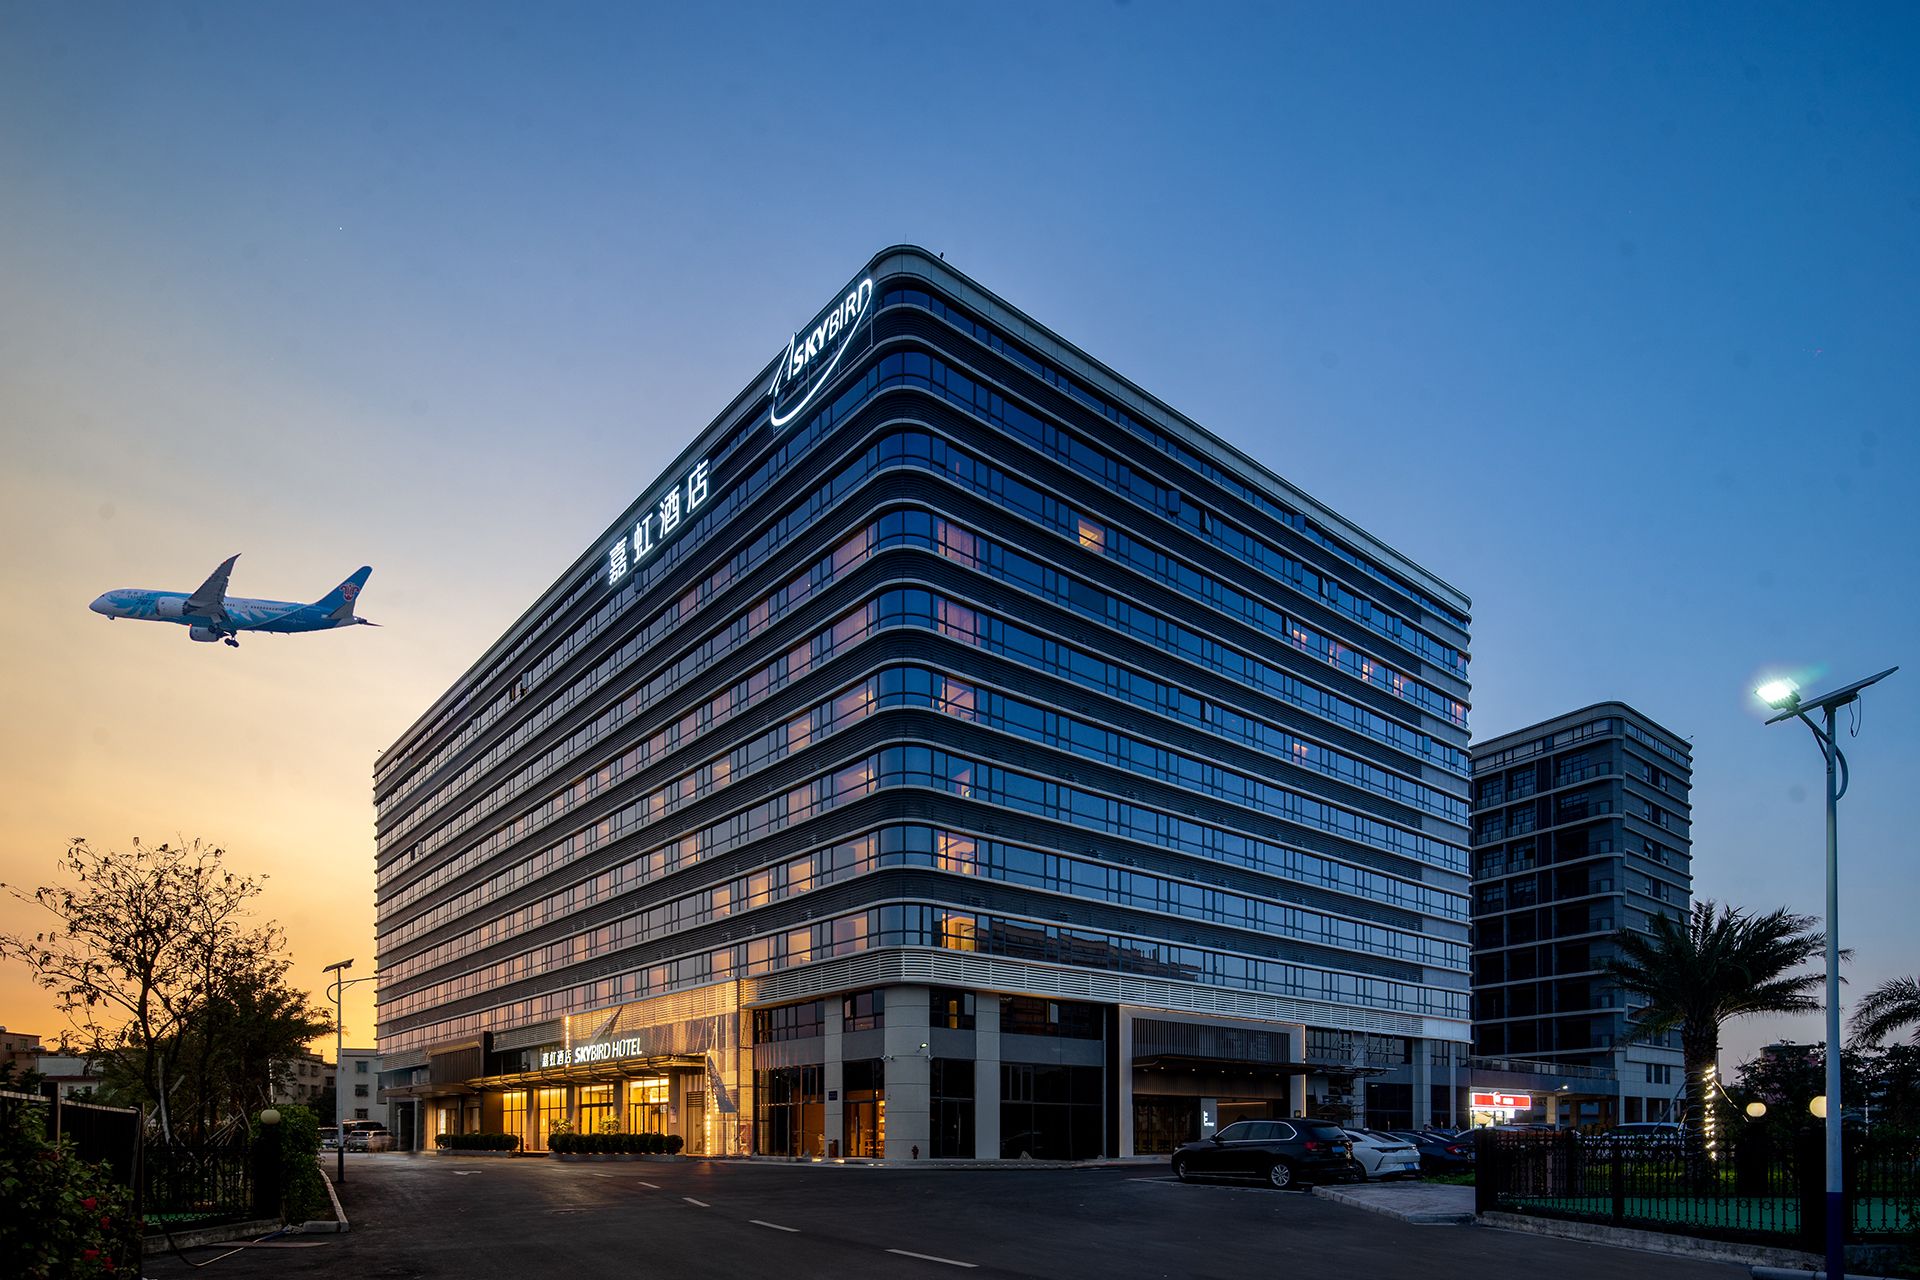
[305,1156,350,1233]
[140,1218,281,1257]
[1316,1186,1474,1224]
[1478,1211,1821,1270]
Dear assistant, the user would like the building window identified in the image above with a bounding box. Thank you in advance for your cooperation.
[1000,1064,1102,1160]
[930,988,976,1030]
[354,1109,368,1120]
[628,1078,669,1135]
[754,1065,823,1157]
[841,990,884,1032]
[929,1058,975,1158]
[1000,996,1101,1039]
[501,1090,527,1150]
[355,1061,369,1074]
[531,1087,567,1152]
[577,1083,617,1135]
[354,1084,369,1098]
[843,1059,885,1158]
[752,1000,824,1043]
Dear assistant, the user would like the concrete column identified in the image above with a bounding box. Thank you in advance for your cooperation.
[881,985,930,1161]
[973,990,1001,1160]
[823,999,844,1157]
[1411,1038,1433,1128]
[1117,1010,1135,1158]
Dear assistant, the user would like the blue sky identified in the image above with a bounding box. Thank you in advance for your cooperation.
[1,1,1914,1064]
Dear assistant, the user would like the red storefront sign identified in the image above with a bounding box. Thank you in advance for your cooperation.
[1470,1091,1533,1110]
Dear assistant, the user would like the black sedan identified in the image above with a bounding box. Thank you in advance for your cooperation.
[1170,1119,1355,1189]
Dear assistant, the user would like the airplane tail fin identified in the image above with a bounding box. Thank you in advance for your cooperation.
[315,567,372,623]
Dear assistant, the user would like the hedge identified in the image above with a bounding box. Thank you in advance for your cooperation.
[433,1132,521,1151]
[547,1132,684,1155]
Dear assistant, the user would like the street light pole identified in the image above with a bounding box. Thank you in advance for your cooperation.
[323,959,355,1187]
[1758,666,1898,1280]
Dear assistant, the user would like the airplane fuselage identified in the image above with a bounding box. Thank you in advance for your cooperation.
[90,590,359,634]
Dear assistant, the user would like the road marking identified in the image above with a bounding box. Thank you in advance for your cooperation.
[750,1220,799,1233]
[886,1249,977,1268]
[683,1196,710,1207]
[590,1173,612,1179]
[452,1170,478,1176]
[636,1180,661,1189]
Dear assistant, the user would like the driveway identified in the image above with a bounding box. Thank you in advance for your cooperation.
[143,1153,1748,1279]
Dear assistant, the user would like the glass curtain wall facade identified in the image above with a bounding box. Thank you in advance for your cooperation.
[373,246,1473,1160]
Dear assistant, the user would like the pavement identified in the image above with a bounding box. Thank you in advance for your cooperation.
[1316,1179,1477,1223]
[140,1152,1752,1280]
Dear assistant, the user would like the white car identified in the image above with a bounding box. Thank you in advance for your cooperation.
[1341,1128,1422,1180]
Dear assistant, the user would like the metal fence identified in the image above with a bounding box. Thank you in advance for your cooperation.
[2,1088,262,1231]
[142,1139,257,1229]
[1,1088,141,1188]
[1476,1127,1920,1249]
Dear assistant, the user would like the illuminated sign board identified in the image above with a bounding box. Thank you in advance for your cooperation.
[607,457,710,586]
[1470,1091,1533,1110]
[768,276,874,428]
[539,1038,652,1070]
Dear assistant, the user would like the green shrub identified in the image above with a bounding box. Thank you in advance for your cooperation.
[550,1133,575,1154]
[0,1099,138,1278]
[432,1132,520,1152]
[664,1134,684,1155]
[255,1105,329,1222]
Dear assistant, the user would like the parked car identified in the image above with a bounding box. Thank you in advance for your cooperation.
[1342,1129,1422,1180]
[1171,1119,1355,1190]
[1391,1130,1476,1173]
[343,1122,392,1152]
[318,1126,341,1151]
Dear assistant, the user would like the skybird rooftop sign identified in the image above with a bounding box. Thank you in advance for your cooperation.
[769,275,874,428]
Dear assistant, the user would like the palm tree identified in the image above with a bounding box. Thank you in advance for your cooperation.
[1603,901,1827,1134]
[1849,976,1920,1046]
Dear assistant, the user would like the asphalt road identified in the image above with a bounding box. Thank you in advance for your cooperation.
[143,1153,1748,1280]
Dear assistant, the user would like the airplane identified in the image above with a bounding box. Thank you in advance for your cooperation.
[89,555,377,647]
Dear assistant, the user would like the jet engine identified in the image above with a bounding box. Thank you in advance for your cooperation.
[188,625,221,643]
[156,598,187,619]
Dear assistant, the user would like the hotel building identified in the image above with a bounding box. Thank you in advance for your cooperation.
[374,246,1473,1159]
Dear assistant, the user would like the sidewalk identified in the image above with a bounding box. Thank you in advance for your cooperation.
[1316,1181,1476,1224]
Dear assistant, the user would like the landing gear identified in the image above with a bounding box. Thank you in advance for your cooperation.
[223,637,240,648]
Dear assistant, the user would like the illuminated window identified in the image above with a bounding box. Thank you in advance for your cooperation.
[628,1078,670,1134]
[578,1083,617,1134]
[1076,518,1106,553]
[936,832,976,875]
[501,1091,528,1149]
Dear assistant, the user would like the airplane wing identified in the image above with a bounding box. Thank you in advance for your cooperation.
[184,554,239,619]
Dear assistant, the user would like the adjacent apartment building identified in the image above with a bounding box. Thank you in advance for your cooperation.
[373,246,1473,1159]
[271,1049,331,1109]
[1468,703,1694,1125]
